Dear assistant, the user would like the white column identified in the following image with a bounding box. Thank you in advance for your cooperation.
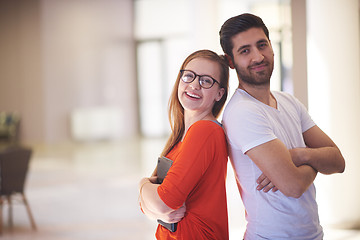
[291,0,308,107]
[307,0,360,228]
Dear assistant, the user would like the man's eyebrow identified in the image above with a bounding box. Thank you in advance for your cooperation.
[236,44,250,53]
[236,39,269,53]
[257,39,269,45]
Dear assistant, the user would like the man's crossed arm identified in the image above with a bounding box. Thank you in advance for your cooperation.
[253,125,345,198]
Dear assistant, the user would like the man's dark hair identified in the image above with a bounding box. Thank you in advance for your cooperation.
[219,13,270,59]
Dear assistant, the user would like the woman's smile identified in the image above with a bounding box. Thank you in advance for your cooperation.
[185,91,201,99]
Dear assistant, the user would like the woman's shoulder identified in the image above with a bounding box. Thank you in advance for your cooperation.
[183,120,227,153]
[189,120,224,135]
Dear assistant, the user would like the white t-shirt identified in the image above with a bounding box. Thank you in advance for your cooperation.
[222,89,323,240]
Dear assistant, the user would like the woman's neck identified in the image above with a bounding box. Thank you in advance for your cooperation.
[182,111,216,141]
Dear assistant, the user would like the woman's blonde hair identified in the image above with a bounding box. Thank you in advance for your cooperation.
[161,49,229,157]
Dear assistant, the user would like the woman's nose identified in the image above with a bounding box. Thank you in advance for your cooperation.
[189,76,201,89]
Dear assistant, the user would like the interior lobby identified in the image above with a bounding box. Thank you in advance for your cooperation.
[0,0,360,239]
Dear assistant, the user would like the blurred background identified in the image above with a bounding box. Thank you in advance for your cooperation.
[0,0,359,239]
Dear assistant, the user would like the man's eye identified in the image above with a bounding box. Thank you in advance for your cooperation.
[259,43,267,49]
[241,49,249,54]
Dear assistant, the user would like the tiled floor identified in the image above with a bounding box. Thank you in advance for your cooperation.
[0,138,359,240]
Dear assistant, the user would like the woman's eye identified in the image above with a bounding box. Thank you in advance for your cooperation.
[203,78,212,84]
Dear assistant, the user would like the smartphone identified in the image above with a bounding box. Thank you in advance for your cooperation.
[157,156,173,184]
[156,156,178,232]
[157,220,178,232]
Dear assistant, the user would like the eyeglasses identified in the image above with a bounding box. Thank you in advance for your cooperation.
[180,70,220,89]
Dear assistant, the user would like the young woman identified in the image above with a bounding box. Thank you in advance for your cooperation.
[139,49,230,239]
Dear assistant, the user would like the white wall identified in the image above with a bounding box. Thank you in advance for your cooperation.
[307,0,360,228]
[41,0,137,143]
[0,0,45,143]
[0,0,137,144]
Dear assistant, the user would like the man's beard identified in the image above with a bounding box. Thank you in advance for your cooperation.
[234,61,273,86]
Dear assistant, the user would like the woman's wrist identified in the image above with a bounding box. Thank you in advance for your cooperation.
[139,178,151,194]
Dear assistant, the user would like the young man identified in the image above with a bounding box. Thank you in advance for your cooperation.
[220,13,345,239]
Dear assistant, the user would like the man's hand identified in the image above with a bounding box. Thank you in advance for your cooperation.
[256,173,278,192]
[289,148,309,167]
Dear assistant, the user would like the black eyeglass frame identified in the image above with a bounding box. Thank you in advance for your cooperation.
[179,69,220,89]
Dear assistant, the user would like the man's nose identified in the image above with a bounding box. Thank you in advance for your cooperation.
[251,48,265,63]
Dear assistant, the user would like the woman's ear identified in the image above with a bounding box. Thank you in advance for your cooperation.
[225,54,235,69]
[215,88,225,102]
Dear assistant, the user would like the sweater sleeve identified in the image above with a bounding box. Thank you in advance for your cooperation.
[157,121,225,209]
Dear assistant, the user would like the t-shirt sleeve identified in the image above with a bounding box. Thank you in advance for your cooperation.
[223,103,277,154]
[293,96,316,133]
[157,122,225,210]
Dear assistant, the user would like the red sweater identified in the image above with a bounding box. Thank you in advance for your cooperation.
[156,120,229,240]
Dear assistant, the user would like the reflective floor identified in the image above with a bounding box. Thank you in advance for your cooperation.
[1,138,359,240]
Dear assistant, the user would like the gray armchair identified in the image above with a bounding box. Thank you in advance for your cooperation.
[0,146,36,233]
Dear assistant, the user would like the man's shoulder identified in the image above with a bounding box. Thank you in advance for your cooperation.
[272,90,298,103]
[224,89,265,118]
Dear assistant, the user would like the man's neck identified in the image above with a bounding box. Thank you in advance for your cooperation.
[239,82,277,109]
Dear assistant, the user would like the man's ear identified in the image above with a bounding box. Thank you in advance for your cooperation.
[225,54,235,69]
[269,40,275,57]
